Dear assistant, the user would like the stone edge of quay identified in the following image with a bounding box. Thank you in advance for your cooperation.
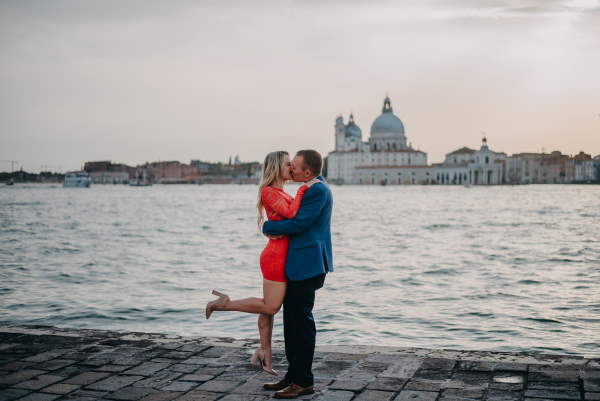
[1,323,597,364]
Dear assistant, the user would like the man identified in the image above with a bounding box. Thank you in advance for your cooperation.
[262,149,333,399]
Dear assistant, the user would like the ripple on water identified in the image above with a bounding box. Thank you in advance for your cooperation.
[422,267,459,275]
[522,317,564,324]
[517,279,541,285]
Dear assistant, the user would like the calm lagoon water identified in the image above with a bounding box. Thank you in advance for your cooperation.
[1,183,599,356]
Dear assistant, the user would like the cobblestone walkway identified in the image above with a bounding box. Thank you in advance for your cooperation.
[0,325,598,401]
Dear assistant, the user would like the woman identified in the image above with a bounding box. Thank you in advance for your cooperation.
[205,150,317,375]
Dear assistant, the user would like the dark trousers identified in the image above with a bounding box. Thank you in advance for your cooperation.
[283,273,326,388]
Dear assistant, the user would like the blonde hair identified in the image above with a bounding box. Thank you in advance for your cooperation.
[257,151,289,228]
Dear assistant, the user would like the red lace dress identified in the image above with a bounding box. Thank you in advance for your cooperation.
[260,185,308,282]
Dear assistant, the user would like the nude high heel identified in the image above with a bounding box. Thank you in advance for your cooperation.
[251,348,279,376]
[205,290,230,319]
[211,290,228,298]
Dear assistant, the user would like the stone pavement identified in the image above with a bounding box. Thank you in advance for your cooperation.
[0,325,598,401]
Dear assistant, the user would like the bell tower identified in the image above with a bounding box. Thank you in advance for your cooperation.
[335,115,345,151]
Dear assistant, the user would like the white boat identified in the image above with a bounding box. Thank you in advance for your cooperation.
[63,171,91,187]
[129,169,152,186]
[129,181,152,187]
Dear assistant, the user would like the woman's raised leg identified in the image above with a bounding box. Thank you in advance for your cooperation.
[206,279,286,316]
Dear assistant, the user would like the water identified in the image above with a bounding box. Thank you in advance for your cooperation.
[1,184,599,356]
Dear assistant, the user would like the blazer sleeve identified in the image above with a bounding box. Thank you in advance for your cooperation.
[262,185,308,219]
[262,184,326,236]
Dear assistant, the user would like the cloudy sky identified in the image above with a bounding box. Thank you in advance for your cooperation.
[1,0,599,172]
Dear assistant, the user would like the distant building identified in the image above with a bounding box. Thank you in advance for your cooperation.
[505,151,582,184]
[433,138,506,185]
[506,153,546,184]
[538,151,574,184]
[190,159,261,184]
[327,96,428,185]
[190,160,212,173]
[84,161,132,184]
[326,96,512,185]
[144,161,202,184]
[573,152,595,182]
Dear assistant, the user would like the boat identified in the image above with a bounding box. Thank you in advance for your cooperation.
[129,181,152,187]
[6,178,14,186]
[129,169,152,186]
[63,171,91,187]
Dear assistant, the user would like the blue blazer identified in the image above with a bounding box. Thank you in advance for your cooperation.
[262,176,333,281]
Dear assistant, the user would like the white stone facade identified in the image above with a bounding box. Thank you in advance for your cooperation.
[327,97,429,185]
[575,160,596,182]
[432,139,506,185]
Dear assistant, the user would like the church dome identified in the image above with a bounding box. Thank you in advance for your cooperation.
[370,97,405,136]
[345,114,362,139]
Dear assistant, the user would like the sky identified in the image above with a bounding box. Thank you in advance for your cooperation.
[1,0,600,173]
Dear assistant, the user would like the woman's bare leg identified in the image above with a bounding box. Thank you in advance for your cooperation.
[257,312,272,364]
[213,279,286,315]
[257,279,285,372]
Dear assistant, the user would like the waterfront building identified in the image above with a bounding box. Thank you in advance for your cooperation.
[538,151,574,184]
[327,96,428,185]
[506,153,546,184]
[432,147,473,185]
[505,152,574,184]
[466,138,507,185]
[573,152,595,182]
[191,159,261,184]
[433,138,506,185]
[326,97,509,185]
[84,161,133,184]
[144,161,202,184]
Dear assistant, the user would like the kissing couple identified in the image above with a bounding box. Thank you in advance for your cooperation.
[205,149,333,399]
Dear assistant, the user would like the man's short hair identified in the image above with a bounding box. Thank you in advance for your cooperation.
[296,150,322,175]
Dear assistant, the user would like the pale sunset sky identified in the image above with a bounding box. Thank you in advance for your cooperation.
[1,0,600,172]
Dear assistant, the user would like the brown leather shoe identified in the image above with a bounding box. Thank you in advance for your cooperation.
[274,383,315,399]
[263,377,290,391]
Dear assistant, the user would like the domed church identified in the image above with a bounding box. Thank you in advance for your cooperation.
[327,96,430,184]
